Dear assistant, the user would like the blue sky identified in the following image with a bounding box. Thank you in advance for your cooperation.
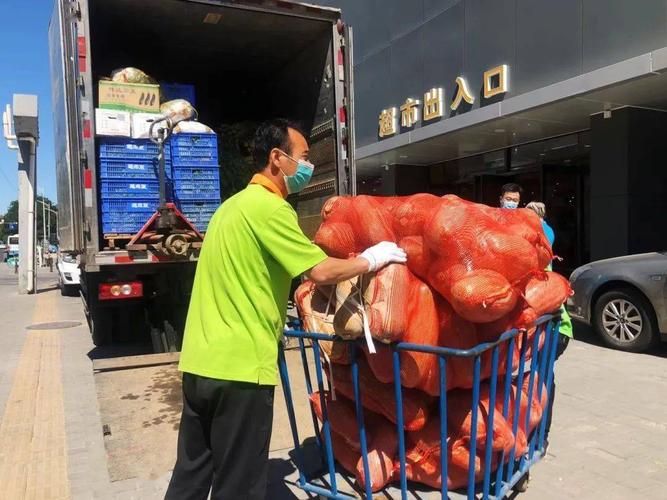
[0,0,57,214]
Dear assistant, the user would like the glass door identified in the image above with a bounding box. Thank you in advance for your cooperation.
[542,164,586,275]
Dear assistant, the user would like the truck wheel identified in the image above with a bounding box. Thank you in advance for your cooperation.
[593,289,657,353]
[91,308,113,346]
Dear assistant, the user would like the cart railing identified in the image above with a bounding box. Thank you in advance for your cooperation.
[278,314,561,499]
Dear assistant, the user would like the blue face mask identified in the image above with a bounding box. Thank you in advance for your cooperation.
[502,200,519,209]
[278,150,314,194]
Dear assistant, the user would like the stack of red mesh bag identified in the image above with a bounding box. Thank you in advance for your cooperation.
[294,194,571,492]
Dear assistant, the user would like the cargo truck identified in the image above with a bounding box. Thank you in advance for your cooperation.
[49,0,355,348]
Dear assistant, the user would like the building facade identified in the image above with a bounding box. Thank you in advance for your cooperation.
[321,0,667,274]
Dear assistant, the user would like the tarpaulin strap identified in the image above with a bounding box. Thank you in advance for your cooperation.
[357,275,376,354]
[323,287,337,400]
[324,286,335,318]
[321,348,336,401]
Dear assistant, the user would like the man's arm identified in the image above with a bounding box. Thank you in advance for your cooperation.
[306,256,370,285]
[306,241,407,285]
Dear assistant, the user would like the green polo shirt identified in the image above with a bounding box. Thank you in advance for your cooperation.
[179,183,327,385]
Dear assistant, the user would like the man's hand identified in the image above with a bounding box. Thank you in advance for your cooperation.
[359,241,407,272]
[306,241,407,285]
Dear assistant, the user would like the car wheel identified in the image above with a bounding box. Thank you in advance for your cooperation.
[593,289,657,352]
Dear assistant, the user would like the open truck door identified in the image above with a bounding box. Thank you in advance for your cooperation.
[49,0,355,349]
[49,0,84,253]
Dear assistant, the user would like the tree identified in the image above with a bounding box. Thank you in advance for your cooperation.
[0,197,58,244]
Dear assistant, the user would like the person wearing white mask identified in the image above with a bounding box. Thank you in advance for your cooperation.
[499,182,523,209]
[166,119,407,500]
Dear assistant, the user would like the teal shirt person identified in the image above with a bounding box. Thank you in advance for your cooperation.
[541,218,573,338]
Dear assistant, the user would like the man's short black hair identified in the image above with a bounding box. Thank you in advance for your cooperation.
[501,182,523,196]
[252,119,305,172]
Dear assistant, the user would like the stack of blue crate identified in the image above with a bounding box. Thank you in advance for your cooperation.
[170,132,221,232]
[98,137,172,235]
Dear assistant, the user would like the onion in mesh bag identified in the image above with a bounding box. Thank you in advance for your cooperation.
[160,99,196,123]
[110,67,156,84]
[173,121,213,134]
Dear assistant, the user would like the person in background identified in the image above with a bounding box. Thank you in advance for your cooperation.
[525,200,573,449]
[499,182,523,208]
[525,201,555,247]
[165,119,407,500]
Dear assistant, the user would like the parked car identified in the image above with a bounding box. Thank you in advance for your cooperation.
[567,252,667,352]
[56,253,81,296]
[6,234,19,259]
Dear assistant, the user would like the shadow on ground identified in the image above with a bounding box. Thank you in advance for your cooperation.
[87,341,155,361]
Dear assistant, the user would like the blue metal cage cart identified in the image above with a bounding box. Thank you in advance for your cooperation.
[278,314,561,499]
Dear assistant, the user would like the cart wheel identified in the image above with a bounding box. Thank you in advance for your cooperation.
[514,471,530,493]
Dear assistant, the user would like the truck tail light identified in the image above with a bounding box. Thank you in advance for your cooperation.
[99,281,143,300]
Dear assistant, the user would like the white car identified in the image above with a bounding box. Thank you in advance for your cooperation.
[56,253,81,296]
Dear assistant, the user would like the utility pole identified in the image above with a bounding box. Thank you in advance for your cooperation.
[47,200,51,244]
[41,190,46,246]
[3,95,38,294]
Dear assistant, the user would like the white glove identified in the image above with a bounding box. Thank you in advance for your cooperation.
[359,241,407,272]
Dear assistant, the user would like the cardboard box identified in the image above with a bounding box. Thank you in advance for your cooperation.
[95,109,131,137]
[131,112,164,139]
[98,80,160,113]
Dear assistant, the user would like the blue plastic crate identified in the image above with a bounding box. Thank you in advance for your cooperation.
[170,133,217,149]
[99,159,172,180]
[174,186,221,201]
[161,82,196,106]
[102,211,154,226]
[171,166,220,181]
[184,213,214,232]
[180,200,219,221]
[98,137,171,161]
[100,179,161,199]
[101,199,159,213]
[171,133,218,167]
[178,200,220,214]
[102,219,150,235]
[172,179,220,193]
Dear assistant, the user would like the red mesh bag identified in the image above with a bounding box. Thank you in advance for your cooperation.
[491,208,553,269]
[445,268,518,323]
[313,221,357,258]
[447,388,517,455]
[391,193,443,239]
[400,281,441,389]
[330,359,432,431]
[364,264,412,343]
[310,391,367,451]
[436,301,480,391]
[398,235,432,280]
[329,423,397,492]
[310,391,397,492]
[404,421,480,490]
[524,271,573,316]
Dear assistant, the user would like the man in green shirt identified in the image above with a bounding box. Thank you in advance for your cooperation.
[165,119,407,500]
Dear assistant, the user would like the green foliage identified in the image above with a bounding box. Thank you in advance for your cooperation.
[0,197,58,243]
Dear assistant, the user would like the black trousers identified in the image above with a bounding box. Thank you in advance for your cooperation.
[544,334,569,440]
[165,373,275,500]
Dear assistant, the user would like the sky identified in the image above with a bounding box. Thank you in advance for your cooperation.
[0,0,57,214]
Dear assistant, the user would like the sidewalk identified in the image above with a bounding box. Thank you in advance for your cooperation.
[0,265,665,498]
